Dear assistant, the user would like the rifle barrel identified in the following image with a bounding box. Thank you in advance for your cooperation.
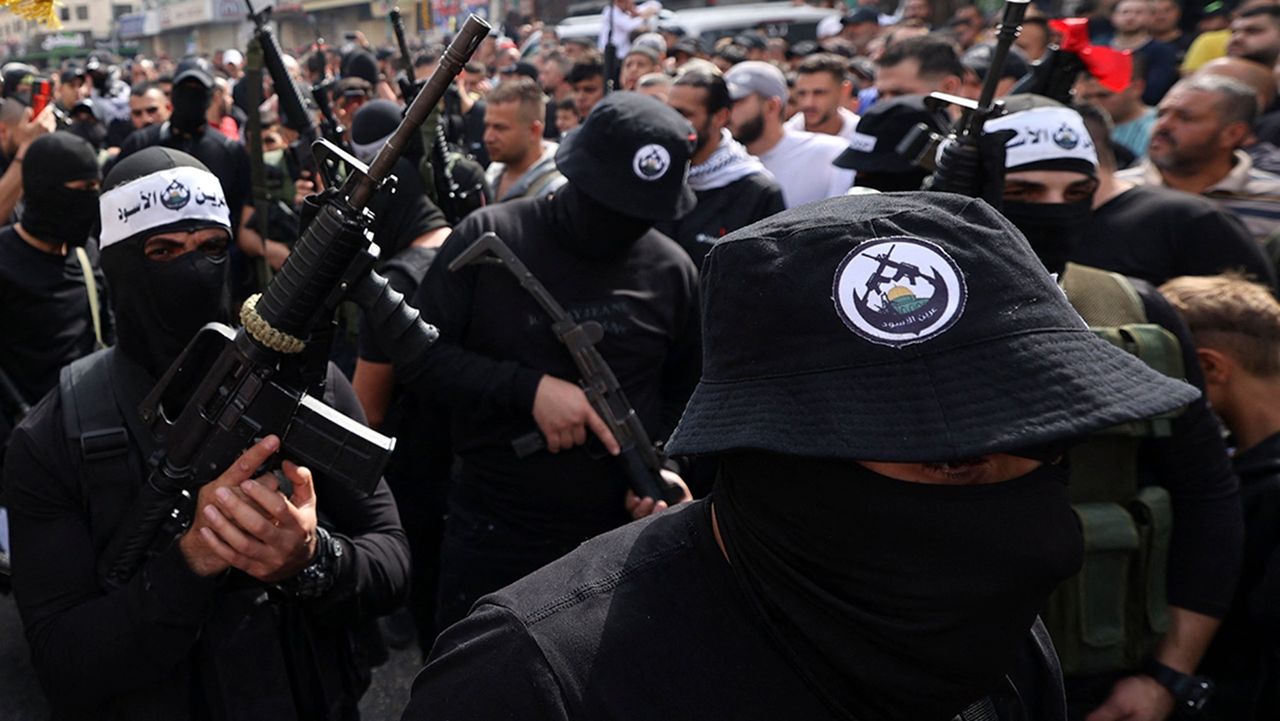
[961,0,1030,140]
[345,14,489,208]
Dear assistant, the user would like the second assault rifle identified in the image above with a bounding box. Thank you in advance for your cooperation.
[247,0,320,174]
[96,14,493,590]
[448,232,684,505]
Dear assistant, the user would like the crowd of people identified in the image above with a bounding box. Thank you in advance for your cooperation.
[0,0,1279,719]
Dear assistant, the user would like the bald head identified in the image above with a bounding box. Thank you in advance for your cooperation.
[1196,56,1276,110]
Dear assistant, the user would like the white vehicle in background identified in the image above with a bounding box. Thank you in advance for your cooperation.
[553,3,842,48]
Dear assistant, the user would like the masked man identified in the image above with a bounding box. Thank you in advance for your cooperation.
[400,191,1199,721]
[4,147,409,720]
[975,96,1242,721]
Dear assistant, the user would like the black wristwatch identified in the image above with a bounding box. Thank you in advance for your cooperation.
[276,526,343,601]
[1144,659,1214,715]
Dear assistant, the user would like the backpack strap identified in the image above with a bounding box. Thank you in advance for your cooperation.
[72,246,104,350]
[60,349,129,473]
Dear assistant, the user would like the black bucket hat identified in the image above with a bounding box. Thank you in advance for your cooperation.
[665,192,1199,462]
[556,91,697,221]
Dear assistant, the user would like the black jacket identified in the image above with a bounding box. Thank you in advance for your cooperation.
[3,348,408,721]
[655,172,785,268]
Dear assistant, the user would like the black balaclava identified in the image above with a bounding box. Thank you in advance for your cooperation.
[350,98,401,166]
[343,50,379,86]
[986,95,1099,277]
[714,452,1083,721]
[20,132,101,247]
[550,183,651,259]
[99,147,231,377]
[170,80,211,135]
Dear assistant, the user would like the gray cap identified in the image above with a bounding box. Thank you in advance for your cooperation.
[724,61,788,104]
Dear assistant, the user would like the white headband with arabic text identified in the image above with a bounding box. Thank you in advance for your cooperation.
[99,165,231,249]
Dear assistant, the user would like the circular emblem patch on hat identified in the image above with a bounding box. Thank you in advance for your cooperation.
[632,143,671,181]
[832,237,967,347]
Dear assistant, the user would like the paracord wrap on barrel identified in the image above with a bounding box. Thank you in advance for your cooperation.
[240,293,306,354]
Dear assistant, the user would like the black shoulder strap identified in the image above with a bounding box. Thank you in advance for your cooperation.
[60,349,130,471]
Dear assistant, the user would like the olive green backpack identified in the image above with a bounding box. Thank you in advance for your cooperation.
[1046,263,1185,676]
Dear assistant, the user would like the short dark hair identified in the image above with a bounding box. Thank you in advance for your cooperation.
[672,69,732,114]
[486,76,546,124]
[796,53,849,85]
[1239,4,1280,25]
[130,81,161,98]
[1074,102,1118,170]
[567,54,605,84]
[414,44,443,68]
[878,35,964,80]
[555,96,579,115]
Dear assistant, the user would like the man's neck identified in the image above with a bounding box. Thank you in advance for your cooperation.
[1092,168,1134,209]
[745,122,785,158]
[553,84,572,101]
[1158,154,1235,194]
[1152,28,1181,43]
[807,109,844,137]
[692,131,722,166]
[1221,379,1280,453]
[1112,30,1150,50]
[14,223,66,256]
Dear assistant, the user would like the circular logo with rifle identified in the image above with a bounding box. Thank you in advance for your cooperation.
[632,143,671,181]
[161,180,190,210]
[832,237,967,347]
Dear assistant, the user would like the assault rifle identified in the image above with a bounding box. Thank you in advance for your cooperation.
[897,0,1031,177]
[448,232,684,505]
[311,78,345,146]
[246,36,274,291]
[97,15,492,590]
[247,0,319,174]
[390,7,420,103]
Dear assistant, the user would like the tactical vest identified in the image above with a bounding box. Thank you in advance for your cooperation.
[1045,263,1183,676]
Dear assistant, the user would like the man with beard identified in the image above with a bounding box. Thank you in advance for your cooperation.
[392,93,700,631]
[112,57,260,279]
[128,83,171,132]
[539,52,574,140]
[970,96,1241,721]
[1073,102,1275,288]
[399,189,1200,721]
[482,78,565,202]
[1117,74,1280,245]
[658,69,783,265]
[784,53,860,143]
[725,61,852,208]
[3,147,409,720]
[1227,5,1280,68]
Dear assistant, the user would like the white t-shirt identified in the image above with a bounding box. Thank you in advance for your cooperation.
[598,1,661,57]
[784,106,861,144]
[759,129,855,209]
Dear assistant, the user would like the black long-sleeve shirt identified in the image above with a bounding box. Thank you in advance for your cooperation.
[1131,280,1243,617]
[3,350,408,720]
[402,196,701,544]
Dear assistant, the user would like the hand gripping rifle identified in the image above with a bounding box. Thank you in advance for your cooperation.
[448,232,684,505]
[247,0,320,173]
[96,15,492,590]
[897,0,1030,190]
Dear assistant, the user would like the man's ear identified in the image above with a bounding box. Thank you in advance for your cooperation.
[1197,347,1234,386]
[939,74,963,96]
[1222,120,1251,150]
[767,95,785,120]
[711,106,730,129]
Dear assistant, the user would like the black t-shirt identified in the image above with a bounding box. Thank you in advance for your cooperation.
[402,500,1064,721]
[0,226,110,406]
[1077,184,1277,289]
[366,158,449,259]
[404,197,701,543]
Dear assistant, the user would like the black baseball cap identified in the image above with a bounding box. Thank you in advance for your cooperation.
[843,7,879,25]
[672,37,705,57]
[556,92,696,221]
[835,95,941,172]
[665,193,1198,461]
[734,33,768,51]
[499,61,539,81]
[173,56,214,88]
[962,43,1029,83]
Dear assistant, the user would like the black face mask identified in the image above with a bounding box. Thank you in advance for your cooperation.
[714,453,1083,721]
[170,82,211,135]
[550,184,651,259]
[101,240,229,377]
[22,186,99,247]
[69,119,107,150]
[1001,199,1093,277]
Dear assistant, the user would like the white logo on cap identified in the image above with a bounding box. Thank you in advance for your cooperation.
[632,144,671,181]
[832,237,967,347]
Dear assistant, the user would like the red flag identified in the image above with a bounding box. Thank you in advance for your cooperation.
[1050,18,1134,94]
